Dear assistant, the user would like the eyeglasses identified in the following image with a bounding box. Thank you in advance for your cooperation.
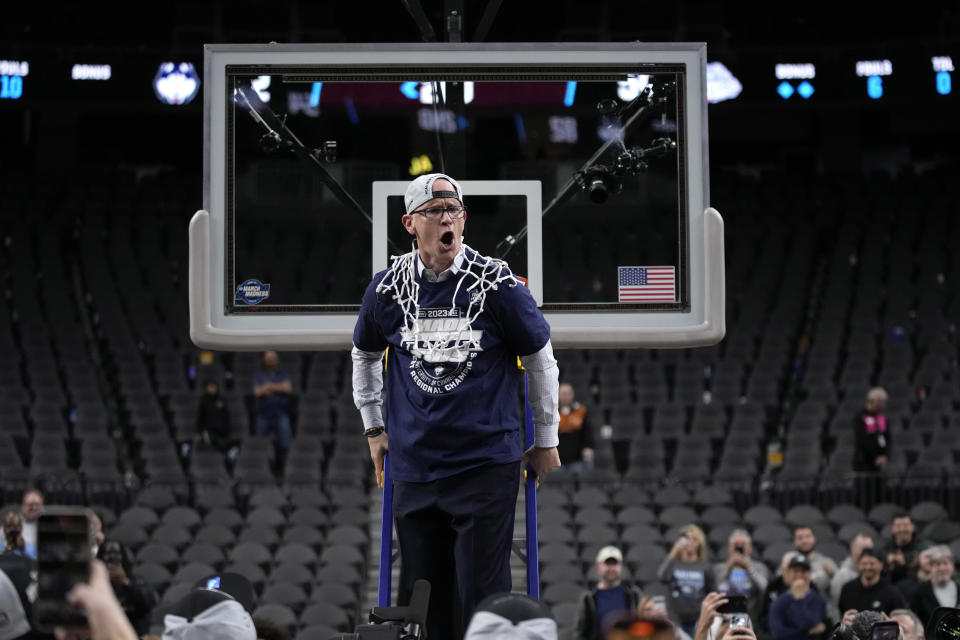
[410,205,467,220]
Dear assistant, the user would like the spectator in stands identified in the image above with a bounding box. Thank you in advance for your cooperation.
[196,379,238,465]
[252,350,294,465]
[18,489,43,552]
[1,512,35,559]
[97,538,159,635]
[883,511,929,584]
[557,382,594,473]
[852,387,889,473]
[829,533,874,621]
[759,553,816,640]
[768,554,828,640]
[889,609,925,640]
[658,525,715,638]
[894,544,934,604]
[909,544,959,626]
[714,529,769,616]
[792,527,836,595]
[576,546,642,640]
[837,548,906,615]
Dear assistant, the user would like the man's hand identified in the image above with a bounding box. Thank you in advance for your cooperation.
[824,559,836,577]
[810,623,827,634]
[728,552,749,570]
[669,536,687,559]
[522,445,561,476]
[694,592,729,640]
[367,433,389,488]
[842,610,858,627]
[721,624,757,640]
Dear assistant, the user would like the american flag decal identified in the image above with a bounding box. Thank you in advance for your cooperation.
[618,266,676,302]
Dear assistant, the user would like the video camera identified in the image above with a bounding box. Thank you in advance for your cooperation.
[331,580,430,640]
[928,607,960,640]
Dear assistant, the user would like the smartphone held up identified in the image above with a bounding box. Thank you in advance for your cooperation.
[33,506,95,632]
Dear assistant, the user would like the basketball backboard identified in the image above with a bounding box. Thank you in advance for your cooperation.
[189,42,724,349]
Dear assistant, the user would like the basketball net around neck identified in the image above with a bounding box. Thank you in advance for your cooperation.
[376,242,519,363]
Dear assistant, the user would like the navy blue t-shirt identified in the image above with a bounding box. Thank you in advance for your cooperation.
[353,250,551,482]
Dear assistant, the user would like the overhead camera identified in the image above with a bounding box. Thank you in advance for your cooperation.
[259,131,282,152]
[615,138,678,175]
[576,166,621,204]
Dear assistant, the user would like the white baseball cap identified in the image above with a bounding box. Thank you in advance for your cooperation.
[596,545,623,564]
[404,173,463,214]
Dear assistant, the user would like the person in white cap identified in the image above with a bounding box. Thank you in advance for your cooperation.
[576,546,643,640]
[352,172,561,640]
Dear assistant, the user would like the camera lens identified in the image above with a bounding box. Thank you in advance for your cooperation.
[937,613,960,640]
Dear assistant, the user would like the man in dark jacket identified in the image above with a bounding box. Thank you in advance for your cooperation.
[838,549,906,615]
[98,539,159,634]
[882,512,930,585]
[576,546,642,640]
[195,379,237,463]
[769,554,828,640]
[910,545,959,626]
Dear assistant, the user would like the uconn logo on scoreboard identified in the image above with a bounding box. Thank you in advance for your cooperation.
[402,308,483,395]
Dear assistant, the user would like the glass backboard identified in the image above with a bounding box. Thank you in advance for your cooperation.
[190,43,725,349]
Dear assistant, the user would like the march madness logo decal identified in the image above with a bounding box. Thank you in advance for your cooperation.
[235,279,271,305]
[402,308,483,395]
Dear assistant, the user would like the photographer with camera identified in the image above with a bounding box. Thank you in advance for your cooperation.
[714,530,770,617]
[96,539,158,635]
[769,554,828,640]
